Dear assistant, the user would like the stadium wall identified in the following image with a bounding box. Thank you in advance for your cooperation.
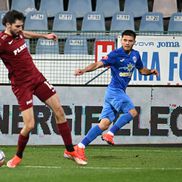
[0,86,182,145]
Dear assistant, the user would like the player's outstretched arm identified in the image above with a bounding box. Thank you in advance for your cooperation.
[74,61,104,76]
[22,31,58,41]
[139,67,159,76]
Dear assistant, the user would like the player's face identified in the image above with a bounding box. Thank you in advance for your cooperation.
[121,35,135,53]
[8,20,24,37]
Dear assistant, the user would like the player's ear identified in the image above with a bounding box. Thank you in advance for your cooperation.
[6,22,11,28]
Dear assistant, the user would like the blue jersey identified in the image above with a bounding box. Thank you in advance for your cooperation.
[101,47,143,91]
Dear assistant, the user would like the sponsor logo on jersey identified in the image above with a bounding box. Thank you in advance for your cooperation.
[26,99,33,105]
[119,72,132,77]
[13,43,27,55]
[8,40,14,45]
[120,58,125,62]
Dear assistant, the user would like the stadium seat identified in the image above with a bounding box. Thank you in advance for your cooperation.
[24,11,48,31]
[39,0,64,18]
[82,12,105,32]
[168,12,182,32]
[153,0,178,18]
[139,12,164,32]
[124,0,148,18]
[64,36,88,54]
[11,0,36,15]
[95,35,116,41]
[110,12,135,31]
[95,0,120,18]
[52,12,77,32]
[35,39,59,54]
[0,0,9,11]
[67,0,92,18]
[81,12,105,39]
[0,11,6,30]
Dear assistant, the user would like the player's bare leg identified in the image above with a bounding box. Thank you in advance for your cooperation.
[45,94,87,165]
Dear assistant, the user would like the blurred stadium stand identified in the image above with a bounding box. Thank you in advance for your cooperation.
[81,12,105,39]
[95,0,120,18]
[39,0,64,18]
[11,0,36,15]
[139,12,164,32]
[168,12,182,32]
[124,0,148,18]
[52,11,77,32]
[64,35,88,54]
[110,12,135,32]
[25,39,30,51]
[3,0,181,32]
[153,0,178,18]
[67,0,92,18]
[0,11,6,30]
[0,0,9,11]
[35,39,60,54]
[24,11,48,31]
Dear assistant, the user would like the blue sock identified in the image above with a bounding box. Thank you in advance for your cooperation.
[110,112,133,134]
[81,125,103,147]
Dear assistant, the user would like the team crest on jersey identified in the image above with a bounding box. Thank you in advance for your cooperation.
[132,56,137,63]
[127,63,134,71]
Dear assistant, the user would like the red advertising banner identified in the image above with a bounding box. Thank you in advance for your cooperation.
[95,41,115,62]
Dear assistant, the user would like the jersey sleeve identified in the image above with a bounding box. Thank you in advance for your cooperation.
[0,39,4,53]
[101,50,118,67]
[135,51,144,70]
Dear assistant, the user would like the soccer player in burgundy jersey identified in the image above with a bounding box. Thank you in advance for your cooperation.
[0,10,87,168]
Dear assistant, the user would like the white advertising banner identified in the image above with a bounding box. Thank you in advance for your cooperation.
[117,35,182,85]
[0,86,182,145]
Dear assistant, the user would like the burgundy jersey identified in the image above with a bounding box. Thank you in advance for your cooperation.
[0,31,42,85]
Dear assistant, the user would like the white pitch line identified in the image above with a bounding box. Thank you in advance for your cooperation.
[24,165,182,171]
[95,149,182,153]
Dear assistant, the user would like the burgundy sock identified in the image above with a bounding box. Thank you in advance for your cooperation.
[16,134,29,158]
[57,122,74,152]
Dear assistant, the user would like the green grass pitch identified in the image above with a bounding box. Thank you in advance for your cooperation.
[0,146,182,182]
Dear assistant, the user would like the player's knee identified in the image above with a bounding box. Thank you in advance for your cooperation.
[25,122,35,131]
[129,109,138,118]
[98,119,111,130]
[54,106,65,121]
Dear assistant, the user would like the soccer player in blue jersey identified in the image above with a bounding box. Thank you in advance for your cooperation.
[74,30,159,161]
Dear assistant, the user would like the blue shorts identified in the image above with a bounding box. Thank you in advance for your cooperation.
[99,87,135,122]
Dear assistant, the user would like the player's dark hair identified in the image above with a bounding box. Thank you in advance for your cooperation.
[2,10,25,26]
[122,30,136,39]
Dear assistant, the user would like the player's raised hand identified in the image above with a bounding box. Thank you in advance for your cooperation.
[46,33,58,41]
[74,69,85,76]
[151,69,159,76]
